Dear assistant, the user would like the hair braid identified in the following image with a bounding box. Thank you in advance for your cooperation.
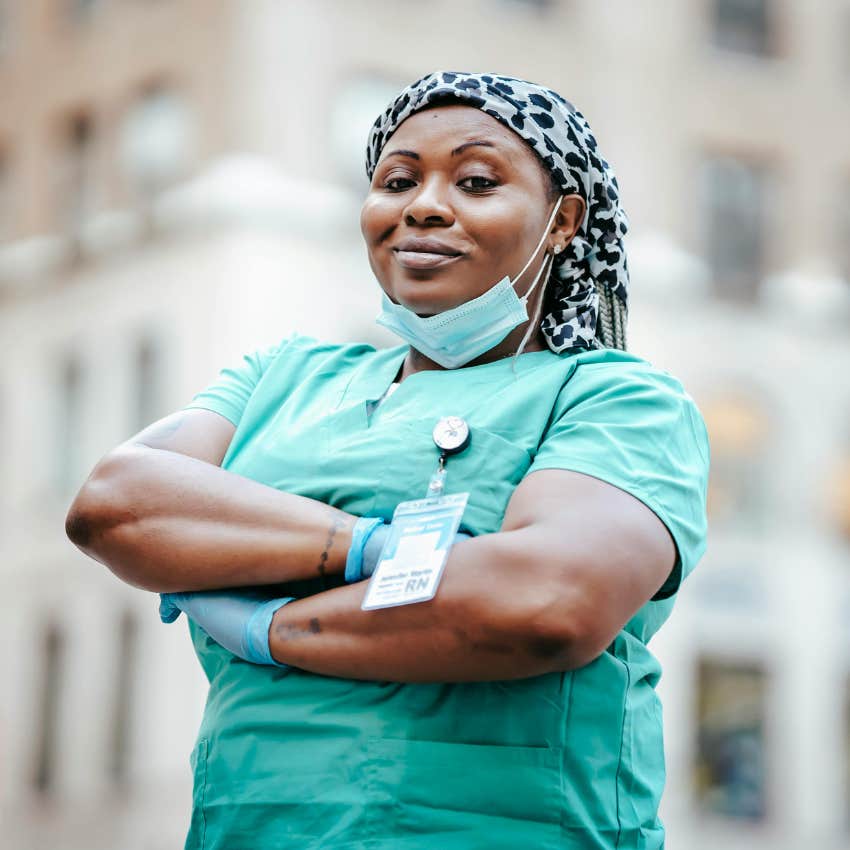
[595,283,628,351]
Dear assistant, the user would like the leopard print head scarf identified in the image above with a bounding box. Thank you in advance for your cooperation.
[365,70,630,353]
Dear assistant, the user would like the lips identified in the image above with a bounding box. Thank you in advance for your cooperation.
[392,237,464,271]
[393,237,463,255]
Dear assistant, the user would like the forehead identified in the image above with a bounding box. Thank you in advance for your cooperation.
[377,103,532,165]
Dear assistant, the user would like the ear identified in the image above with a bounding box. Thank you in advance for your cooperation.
[550,194,586,251]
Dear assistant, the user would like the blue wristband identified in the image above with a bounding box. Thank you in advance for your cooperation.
[345,517,386,583]
[243,597,295,667]
[361,523,391,580]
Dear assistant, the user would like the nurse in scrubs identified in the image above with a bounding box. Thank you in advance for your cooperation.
[66,71,710,850]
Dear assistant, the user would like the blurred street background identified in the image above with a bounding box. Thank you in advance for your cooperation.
[1,1,849,848]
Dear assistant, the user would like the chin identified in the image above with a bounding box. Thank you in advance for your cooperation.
[396,296,453,318]
[388,279,468,317]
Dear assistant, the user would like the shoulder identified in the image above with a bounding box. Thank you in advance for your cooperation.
[541,347,710,468]
[559,349,704,426]
[565,348,693,400]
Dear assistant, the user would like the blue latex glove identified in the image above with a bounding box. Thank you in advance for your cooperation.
[344,517,473,583]
[159,589,294,667]
[344,516,386,583]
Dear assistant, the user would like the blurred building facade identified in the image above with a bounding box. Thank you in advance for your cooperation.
[1,1,849,848]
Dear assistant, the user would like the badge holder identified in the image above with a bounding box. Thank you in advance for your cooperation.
[361,417,470,611]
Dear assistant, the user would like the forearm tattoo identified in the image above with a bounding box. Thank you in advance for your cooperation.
[316,516,346,579]
[273,617,322,643]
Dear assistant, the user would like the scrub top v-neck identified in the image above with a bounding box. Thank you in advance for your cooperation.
[179,333,709,850]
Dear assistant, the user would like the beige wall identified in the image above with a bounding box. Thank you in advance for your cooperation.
[0,0,230,239]
[4,0,849,278]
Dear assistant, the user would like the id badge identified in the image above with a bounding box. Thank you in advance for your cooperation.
[361,492,468,610]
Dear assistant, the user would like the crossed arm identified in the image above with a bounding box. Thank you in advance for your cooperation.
[65,408,676,682]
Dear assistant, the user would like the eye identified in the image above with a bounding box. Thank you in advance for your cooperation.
[384,176,416,192]
[458,175,497,192]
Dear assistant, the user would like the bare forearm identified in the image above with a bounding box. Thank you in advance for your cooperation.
[66,445,355,593]
[269,534,588,682]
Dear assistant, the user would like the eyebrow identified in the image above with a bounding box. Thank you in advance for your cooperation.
[451,140,497,156]
[382,140,498,162]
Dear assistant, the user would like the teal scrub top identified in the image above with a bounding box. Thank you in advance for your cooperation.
[180,333,709,850]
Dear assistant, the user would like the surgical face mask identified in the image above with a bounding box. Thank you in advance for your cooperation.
[375,196,563,369]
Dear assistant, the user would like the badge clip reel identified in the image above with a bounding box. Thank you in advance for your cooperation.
[361,417,470,611]
[427,415,470,498]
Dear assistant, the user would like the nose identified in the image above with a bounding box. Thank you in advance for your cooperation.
[402,174,455,227]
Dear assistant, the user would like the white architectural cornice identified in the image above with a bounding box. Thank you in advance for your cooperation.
[0,155,363,295]
[627,230,711,302]
[155,154,361,234]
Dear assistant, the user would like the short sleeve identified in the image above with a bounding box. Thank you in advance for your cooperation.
[528,361,710,600]
[183,335,294,427]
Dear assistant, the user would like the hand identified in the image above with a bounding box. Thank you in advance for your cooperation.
[159,589,294,667]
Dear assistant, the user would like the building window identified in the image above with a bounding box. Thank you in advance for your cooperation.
[711,0,773,56]
[840,176,850,283]
[845,678,850,828]
[133,333,165,431]
[33,623,65,794]
[67,0,103,24]
[831,460,850,541]
[694,658,768,820]
[845,677,850,827]
[330,73,409,188]
[498,0,554,9]
[0,0,11,58]
[0,147,11,242]
[56,352,84,498]
[699,154,772,303]
[826,428,850,542]
[56,111,97,238]
[120,84,192,198]
[702,393,769,530]
[108,610,138,784]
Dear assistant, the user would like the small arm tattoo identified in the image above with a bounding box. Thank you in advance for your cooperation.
[273,616,322,642]
[316,516,347,579]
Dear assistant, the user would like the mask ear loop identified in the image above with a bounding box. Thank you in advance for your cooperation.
[511,251,555,374]
[507,197,564,374]
[511,195,564,372]
[518,248,555,308]
[509,197,563,372]
[511,195,564,291]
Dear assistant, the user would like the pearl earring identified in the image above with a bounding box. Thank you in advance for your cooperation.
[553,245,562,255]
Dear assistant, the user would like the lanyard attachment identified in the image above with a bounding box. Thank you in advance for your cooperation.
[426,417,470,498]
[426,453,448,498]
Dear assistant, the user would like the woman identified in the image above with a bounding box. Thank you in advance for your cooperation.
[66,71,709,849]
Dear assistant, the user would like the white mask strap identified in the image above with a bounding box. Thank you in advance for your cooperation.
[512,195,563,287]
[519,251,555,306]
